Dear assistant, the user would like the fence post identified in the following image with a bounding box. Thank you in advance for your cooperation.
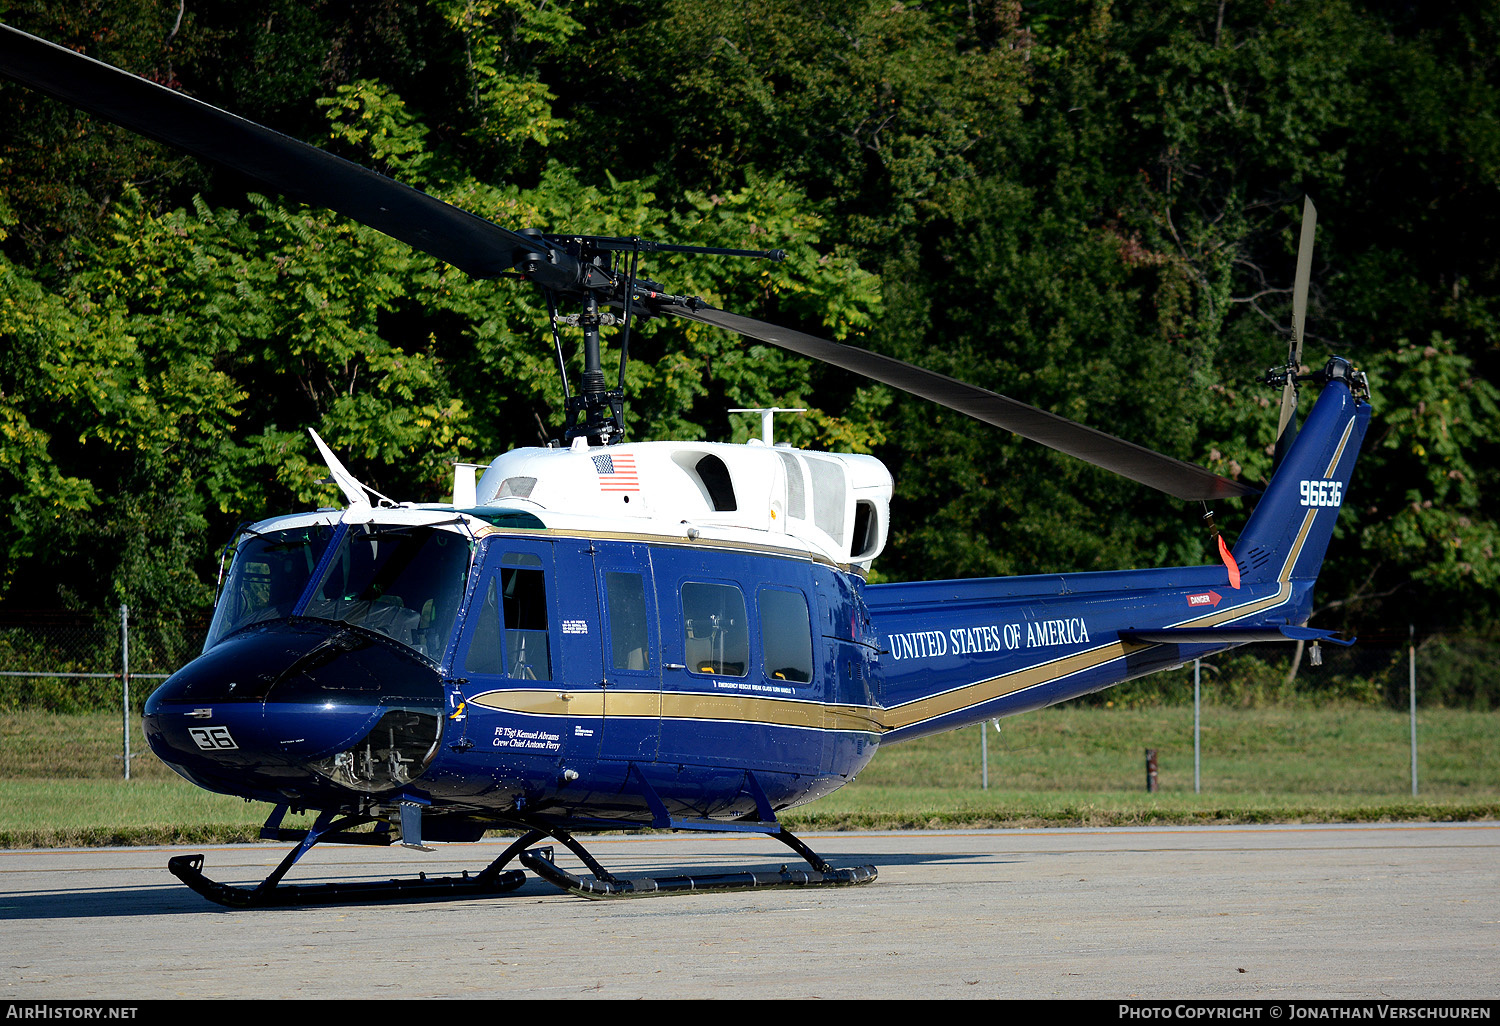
[121,604,130,781]
[1409,624,1417,796]
[980,721,988,789]
[1193,659,1201,794]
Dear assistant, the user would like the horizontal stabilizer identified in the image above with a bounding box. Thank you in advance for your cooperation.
[1121,625,1355,646]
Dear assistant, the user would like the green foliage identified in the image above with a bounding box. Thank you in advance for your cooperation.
[565,0,1031,245]
[318,79,435,183]
[1379,634,1500,712]
[436,0,578,161]
[1326,338,1500,628]
[0,0,1495,685]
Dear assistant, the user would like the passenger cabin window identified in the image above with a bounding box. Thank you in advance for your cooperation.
[759,588,814,684]
[605,571,651,672]
[681,582,748,676]
[463,552,552,680]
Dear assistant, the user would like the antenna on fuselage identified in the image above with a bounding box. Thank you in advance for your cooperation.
[451,462,488,507]
[730,407,807,446]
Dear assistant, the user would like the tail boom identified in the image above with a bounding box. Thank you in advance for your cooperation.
[865,571,1304,743]
[863,362,1370,744]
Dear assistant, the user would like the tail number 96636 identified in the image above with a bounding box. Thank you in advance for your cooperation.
[1300,479,1343,508]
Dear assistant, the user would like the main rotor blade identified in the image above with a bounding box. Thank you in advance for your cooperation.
[0,23,543,278]
[668,304,1258,501]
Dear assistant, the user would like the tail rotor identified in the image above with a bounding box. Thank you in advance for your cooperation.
[1272,196,1319,467]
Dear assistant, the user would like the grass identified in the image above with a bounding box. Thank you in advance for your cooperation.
[783,703,1500,830]
[837,704,1500,796]
[2,704,1496,847]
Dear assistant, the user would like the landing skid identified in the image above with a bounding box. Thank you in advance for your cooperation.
[521,833,878,898]
[167,851,527,908]
[167,807,527,908]
[165,812,875,908]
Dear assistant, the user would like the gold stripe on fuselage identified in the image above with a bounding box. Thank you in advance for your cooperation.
[469,686,882,734]
[465,580,1299,739]
[1276,416,1356,583]
[880,582,1293,732]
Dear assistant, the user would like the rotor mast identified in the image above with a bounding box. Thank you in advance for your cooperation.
[531,235,787,447]
[566,289,626,446]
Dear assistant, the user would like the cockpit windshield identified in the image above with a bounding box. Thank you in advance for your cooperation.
[302,525,473,663]
[205,524,336,651]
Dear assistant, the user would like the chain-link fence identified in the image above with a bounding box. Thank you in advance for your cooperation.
[0,606,209,711]
[0,606,212,781]
[2,607,1495,788]
[1068,628,1500,711]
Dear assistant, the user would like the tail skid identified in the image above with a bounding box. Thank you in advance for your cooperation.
[864,360,1371,743]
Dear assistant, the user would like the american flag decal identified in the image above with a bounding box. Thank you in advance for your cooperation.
[592,453,639,492]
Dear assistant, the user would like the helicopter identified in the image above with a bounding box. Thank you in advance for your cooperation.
[0,22,1369,906]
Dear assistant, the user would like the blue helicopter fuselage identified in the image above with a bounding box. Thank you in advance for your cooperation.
[143,372,1370,839]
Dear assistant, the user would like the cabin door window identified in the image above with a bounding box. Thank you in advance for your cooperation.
[589,543,662,763]
[681,582,749,677]
[604,571,652,673]
[462,550,554,680]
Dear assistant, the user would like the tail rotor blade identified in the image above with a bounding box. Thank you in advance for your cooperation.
[1290,195,1317,367]
[1275,374,1299,445]
[1276,196,1318,450]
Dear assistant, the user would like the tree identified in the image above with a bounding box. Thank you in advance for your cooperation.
[2,0,1498,654]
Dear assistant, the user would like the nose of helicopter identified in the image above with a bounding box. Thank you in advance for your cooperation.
[143,620,446,803]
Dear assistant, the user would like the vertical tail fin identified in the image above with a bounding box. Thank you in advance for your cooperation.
[1232,358,1371,585]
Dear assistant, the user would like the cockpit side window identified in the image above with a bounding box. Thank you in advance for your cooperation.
[499,564,552,679]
